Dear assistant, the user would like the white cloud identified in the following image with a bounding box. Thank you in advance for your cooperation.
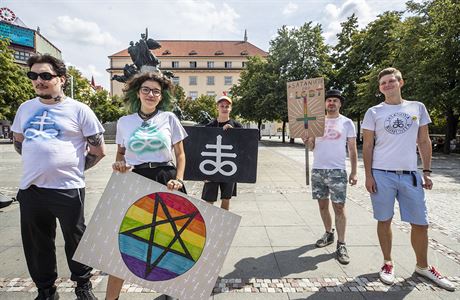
[178,0,240,34]
[47,16,121,47]
[66,62,103,82]
[283,2,298,15]
[323,0,375,44]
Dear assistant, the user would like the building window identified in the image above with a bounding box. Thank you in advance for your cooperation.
[189,76,197,85]
[207,91,216,97]
[189,91,198,99]
[207,61,214,68]
[207,76,215,85]
[14,50,32,62]
[172,61,179,68]
[172,77,180,85]
[189,61,197,68]
[224,76,233,85]
[242,61,247,68]
[225,61,232,68]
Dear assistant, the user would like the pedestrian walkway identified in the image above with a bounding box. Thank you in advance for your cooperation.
[0,141,459,299]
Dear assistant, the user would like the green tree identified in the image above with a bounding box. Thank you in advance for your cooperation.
[398,0,460,153]
[231,56,272,136]
[354,11,404,110]
[64,66,93,103]
[268,23,332,142]
[181,95,217,123]
[87,90,125,123]
[0,38,34,121]
[330,14,365,140]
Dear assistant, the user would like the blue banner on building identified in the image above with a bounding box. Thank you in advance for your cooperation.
[0,21,34,48]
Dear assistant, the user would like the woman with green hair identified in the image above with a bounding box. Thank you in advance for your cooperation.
[106,71,186,300]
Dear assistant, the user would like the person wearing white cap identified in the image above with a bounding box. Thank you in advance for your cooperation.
[201,95,242,210]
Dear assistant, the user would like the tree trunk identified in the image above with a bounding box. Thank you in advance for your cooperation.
[282,121,286,143]
[443,108,459,154]
[257,119,262,140]
[356,114,361,144]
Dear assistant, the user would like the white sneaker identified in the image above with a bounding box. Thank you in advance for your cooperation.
[415,265,456,291]
[379,262,395,285]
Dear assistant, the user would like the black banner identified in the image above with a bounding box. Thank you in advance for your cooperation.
[183,126,258,183]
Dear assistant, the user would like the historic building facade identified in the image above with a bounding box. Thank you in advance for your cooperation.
[108,38,268,98]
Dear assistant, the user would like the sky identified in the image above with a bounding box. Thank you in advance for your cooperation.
[1,0,411,90]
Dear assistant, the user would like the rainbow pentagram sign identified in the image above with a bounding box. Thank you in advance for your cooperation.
[118,192,206,281]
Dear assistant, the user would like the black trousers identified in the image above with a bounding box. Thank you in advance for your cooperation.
[17,185,92,289]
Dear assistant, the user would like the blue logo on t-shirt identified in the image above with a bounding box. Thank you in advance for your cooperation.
[384,112,413,135]
[24,110,60,139]
[128,122,166,154]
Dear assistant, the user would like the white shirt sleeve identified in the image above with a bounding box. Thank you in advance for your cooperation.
[361,108,376,131]
[11,104,24,133]
[169,113,188,145]
[79,104,105,137]
[346,119,357,138]
[115,118,124,146]
[418,102,431,126]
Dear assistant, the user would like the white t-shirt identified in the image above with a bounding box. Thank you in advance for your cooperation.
[362,100,431,171]
[115,111,188,166]
[313,115,356,170]
[11,97,104,189]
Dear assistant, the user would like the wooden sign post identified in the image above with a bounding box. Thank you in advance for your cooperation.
[287,77,325,185]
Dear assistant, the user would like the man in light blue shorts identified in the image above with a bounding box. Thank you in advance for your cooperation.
[362,67,454,291]
[307,89,358,265]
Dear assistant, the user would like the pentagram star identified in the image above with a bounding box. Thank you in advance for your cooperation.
[120,193,198,278]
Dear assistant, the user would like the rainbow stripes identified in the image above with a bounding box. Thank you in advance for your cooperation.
[119,192,206,281]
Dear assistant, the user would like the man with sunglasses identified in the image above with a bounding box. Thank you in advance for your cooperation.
[11,54,106,300]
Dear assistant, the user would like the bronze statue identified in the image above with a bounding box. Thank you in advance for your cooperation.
[112,29,165,83]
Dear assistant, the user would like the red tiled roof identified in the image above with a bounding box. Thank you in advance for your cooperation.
[109,40,268,58]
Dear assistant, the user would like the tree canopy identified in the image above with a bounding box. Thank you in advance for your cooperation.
[0,38,34,121]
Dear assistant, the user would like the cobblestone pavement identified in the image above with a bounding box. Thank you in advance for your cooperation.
[2,275,459,294]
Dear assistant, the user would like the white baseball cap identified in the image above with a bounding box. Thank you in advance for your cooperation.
[216,95,232,104]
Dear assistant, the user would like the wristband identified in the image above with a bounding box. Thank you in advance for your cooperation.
[422,169,432,173]
[175,178,184,185]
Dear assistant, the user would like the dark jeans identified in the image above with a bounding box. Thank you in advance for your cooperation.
[17,185,92,289]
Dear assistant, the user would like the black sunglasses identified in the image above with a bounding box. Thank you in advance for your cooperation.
[27,71,59,81]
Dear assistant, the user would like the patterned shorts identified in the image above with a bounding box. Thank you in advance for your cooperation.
[311,169,347,203]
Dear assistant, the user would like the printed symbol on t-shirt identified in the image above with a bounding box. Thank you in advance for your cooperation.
[199,135,237,176]
[384,112,413,135]
[323,128,341,140]
[24,110,59,139]
[128,123,166,153]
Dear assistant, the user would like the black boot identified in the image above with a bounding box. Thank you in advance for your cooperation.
[35,286,59,300]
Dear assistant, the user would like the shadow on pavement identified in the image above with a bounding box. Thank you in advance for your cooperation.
[223,243,333,279]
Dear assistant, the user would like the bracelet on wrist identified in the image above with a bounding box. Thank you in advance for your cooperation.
[422,169,432,173]
[175,178,184,185]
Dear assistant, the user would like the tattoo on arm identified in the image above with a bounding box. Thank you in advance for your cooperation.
[14,140,22,155]
[85,153,98,170]
[86,133,104,146]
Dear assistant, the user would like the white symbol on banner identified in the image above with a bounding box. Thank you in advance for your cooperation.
[199,135,237,176]
[24,111,59,139]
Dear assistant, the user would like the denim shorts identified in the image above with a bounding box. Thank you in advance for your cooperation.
[370,169,428,225]
[311,169,347,203]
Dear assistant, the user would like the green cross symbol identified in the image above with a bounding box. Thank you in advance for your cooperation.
[296,96,317,129]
